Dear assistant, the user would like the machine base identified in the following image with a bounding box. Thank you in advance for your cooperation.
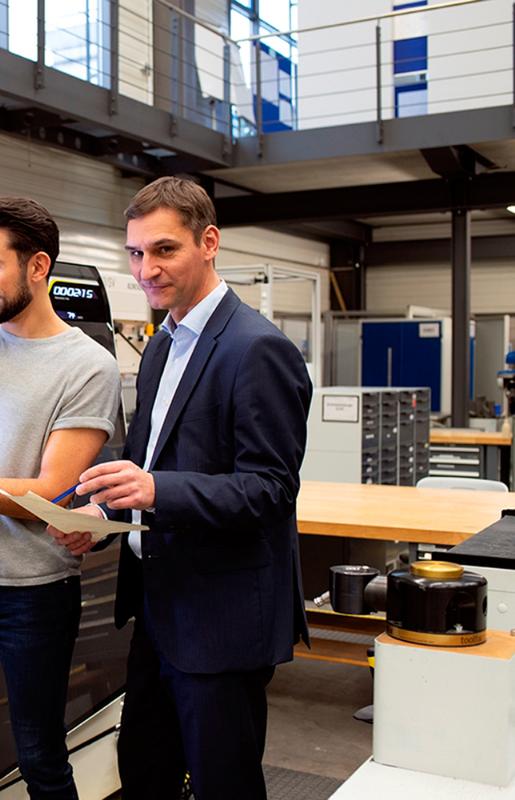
[374,630,515,786]
[330,757,515,799]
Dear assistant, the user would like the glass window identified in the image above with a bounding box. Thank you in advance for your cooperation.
[231,8,253,87]
[396,84,428,117]
[6,0,109,86]
[260,28,290,58]
[258,0,290,32]
[45,0,110,87]
[231,0,297,134]
[0,0,7,49]
[9,0,37,60]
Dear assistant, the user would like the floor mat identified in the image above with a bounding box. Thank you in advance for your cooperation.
[104,766,343,800]
[264,764,343,800]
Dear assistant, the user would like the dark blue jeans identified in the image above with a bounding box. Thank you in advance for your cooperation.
[0,577,81,799]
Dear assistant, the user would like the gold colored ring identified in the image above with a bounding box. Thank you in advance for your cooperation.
[387,624,486,647]
[410,560,464,580]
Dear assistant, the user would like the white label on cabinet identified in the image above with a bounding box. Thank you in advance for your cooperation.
[322,395,360,422]
[419,322,440,338]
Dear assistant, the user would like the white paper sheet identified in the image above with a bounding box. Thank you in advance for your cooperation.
[0,489,149,541]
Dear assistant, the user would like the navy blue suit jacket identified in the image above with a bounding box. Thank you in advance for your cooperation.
[114,288,312,674]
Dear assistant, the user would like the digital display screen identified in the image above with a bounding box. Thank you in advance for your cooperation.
[49,277,106,323]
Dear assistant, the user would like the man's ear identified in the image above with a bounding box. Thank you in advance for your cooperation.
[201,225,220,261]
[28,251,52,284]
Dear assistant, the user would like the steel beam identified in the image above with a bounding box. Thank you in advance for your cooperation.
[0,107,165,176]
[367,235,515,265]
[421,145,498,177]
[230,105,515,168]
[35,0,45,90]
[216,171,515,226]
[292,219,371,242]
[451,207,471,428]
[0,48,227,167]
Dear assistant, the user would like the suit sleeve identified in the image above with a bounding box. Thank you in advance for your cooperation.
[151,334,312,531]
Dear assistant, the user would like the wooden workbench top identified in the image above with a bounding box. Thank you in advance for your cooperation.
[430,428,512,446]
[297,481,515,546]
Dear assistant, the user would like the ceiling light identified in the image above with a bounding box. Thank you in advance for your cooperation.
[507,206,515,214]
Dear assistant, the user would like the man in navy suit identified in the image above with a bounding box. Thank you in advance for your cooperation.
[50,177,312,799]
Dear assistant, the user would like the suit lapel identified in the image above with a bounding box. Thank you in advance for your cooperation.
[131,332,171,466]
[149,288,240,470]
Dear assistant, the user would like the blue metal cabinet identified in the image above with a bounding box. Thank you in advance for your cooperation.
[362,321,442,412]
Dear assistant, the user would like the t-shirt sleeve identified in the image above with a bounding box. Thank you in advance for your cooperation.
[51,344,121,441]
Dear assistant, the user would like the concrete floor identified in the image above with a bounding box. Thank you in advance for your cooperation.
[264,657,373,782]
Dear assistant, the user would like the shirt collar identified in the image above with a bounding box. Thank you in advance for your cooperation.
[161,280,228,340]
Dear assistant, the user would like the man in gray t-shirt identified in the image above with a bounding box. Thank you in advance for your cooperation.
[0,197,120,799]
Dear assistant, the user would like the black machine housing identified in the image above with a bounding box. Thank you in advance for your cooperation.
[319,561,487,647]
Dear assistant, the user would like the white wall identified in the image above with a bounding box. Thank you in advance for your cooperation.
[119,0,154,104]
[296,0,512,127]
[426,0,512,114]
[297,0,391,128]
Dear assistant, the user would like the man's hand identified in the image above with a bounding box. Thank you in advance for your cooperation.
[47,504,102,556]
[76,460,156,511]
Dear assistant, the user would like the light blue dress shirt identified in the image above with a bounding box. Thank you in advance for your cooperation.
[129,280,228,558]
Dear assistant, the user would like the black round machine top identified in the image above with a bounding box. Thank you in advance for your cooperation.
[386,560,488,646]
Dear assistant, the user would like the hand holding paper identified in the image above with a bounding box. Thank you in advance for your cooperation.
[0,489,149,541]
[47,504,102,556]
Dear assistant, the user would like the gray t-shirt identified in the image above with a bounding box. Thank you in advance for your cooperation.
[0,325,121,585]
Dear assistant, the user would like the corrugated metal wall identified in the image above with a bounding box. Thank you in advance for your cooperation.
[366,264,451,313]
[366,262,515,315]
[0,132,330,316]
[0,132,143,273]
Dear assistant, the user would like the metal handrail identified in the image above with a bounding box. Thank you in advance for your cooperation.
[234,0,493,148]
[235,0,486,44]
[11,0,505,147]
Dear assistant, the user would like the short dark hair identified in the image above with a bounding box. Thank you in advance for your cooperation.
[124,177,217,245]
[0,196,59,274]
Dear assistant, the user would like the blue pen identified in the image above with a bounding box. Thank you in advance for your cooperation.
[50,484,79,504]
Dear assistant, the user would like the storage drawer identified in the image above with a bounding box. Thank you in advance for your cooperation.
[429,463,481,477]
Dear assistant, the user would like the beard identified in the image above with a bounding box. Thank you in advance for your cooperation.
[0,276,33,323]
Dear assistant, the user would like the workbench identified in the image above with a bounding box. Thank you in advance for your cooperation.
[294,481,515,666]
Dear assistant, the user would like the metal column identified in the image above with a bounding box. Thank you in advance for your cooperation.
[34,0,45,90]
[153,1,173,113]
[109,0,119,115]
[451,207,471,427]
[375,22,383,144]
